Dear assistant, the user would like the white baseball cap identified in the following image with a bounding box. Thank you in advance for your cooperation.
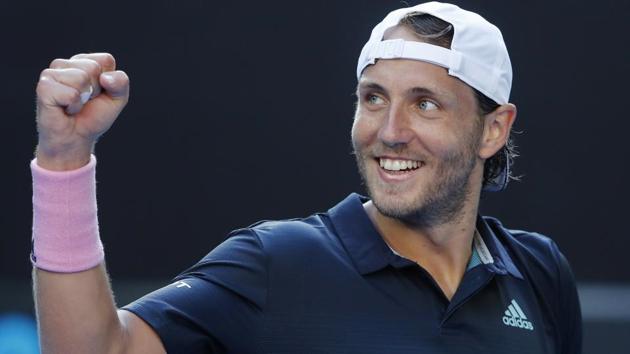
[356,1,512,105]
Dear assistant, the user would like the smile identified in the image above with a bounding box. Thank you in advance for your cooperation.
[378,158,422,171]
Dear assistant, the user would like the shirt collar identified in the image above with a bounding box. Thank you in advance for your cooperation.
[475,215,524,279]
[328,193,523,279]
[328,193,401,274]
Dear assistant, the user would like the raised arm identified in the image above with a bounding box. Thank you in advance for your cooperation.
[33,53,165,354]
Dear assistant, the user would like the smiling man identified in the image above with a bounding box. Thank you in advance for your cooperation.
[352,7,517,302]
[31,2,581,354]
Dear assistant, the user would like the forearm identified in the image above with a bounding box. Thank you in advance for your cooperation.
[34,265,125,354]
[30,156,125,353]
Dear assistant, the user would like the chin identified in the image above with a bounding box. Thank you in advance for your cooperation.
[369,185,426,221]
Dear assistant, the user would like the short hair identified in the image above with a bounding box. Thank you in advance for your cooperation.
[399,12,519,190]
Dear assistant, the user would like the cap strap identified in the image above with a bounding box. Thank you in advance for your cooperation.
[363,39,462,72]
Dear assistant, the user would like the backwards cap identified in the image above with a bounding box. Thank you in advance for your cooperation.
[356,2,513,191]
[357,1,512,105]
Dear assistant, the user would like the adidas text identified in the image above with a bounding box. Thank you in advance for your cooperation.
[502,315,534,330]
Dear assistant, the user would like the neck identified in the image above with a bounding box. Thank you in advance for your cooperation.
[363,188,481,300]
[365,199,479,257]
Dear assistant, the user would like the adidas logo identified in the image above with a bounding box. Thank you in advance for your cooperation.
[502,299,534,331]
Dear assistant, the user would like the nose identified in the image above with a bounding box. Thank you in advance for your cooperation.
[377,104,413,149]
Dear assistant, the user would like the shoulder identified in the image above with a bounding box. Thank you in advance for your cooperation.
[202,213,330,258]
[243,213,339,254]
[196,211,341,273]
[483,216,569,278]
[248,214,328,237]
[227,213,352,278]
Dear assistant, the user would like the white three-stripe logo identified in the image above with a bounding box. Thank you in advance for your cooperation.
[502,299,534,331]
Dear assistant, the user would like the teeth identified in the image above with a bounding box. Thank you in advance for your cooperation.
[379,158,421,171]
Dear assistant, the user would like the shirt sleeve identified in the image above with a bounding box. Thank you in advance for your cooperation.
[122,229,268,353]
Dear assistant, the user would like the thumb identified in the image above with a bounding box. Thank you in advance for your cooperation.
[99,70,129,99]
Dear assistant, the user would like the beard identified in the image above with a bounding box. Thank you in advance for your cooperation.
[354,137,480,229]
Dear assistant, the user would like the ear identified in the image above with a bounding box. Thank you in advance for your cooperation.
[478,103,517,159]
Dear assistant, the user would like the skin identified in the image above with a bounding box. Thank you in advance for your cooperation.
[352,25,516,299]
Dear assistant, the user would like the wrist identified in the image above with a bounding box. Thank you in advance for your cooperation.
[35,141,94,171]
[31,155,104,272]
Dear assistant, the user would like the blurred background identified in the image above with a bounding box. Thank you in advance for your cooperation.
[1,0,628,352]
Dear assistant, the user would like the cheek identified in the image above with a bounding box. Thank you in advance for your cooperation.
[351,114,375,151]
[427,123,481,161]
[407,120,456,156]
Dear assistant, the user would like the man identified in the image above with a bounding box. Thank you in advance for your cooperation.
[31,2,581,353]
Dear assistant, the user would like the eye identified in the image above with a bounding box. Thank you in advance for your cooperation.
[418,100,438,111]
[366,94,385,105]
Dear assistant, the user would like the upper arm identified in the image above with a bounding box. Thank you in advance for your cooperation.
[118,309,166,354]
[119,230,268,353]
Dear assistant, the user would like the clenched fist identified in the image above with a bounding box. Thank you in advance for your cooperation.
[35,53,129,170]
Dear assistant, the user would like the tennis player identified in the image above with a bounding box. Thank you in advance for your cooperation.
[31,2,581,353]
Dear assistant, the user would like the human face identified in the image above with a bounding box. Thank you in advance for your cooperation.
[351,28,485,228]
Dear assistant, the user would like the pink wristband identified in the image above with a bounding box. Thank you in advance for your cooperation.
[31,155,104,272]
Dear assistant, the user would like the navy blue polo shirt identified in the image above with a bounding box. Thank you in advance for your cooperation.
[124,193,582,353]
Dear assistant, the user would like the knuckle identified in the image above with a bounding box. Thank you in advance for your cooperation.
[117,70,129,82]
[70,52,115,70]
[67,88,81,102]
[70,53,86,60]
[103,53,116,67]
[39,68,54,79]
[77,70,91,85]
[36,79,49,96]
[85,59,103,76]
[39,69,60,85]
[49,58,66,68]
[104,53,116,65]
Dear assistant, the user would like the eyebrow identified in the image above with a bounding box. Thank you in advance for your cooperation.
[357,81,445,99]
[356,82,386,94]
